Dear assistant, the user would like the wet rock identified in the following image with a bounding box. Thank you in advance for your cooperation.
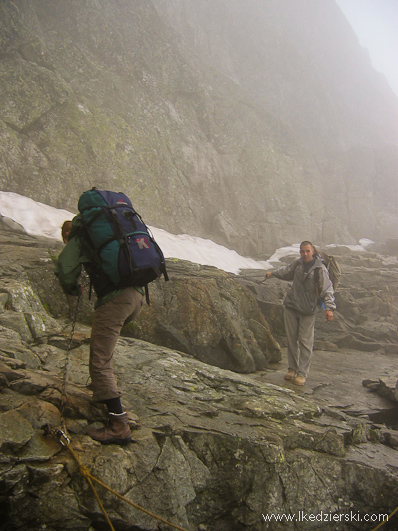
[0,410,34,453]
[363,377,398,404]
[127,260,282,373]
[0,321,396,530]
[0,231,397,530]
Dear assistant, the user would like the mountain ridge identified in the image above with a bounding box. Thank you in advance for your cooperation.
[0,0,397,257]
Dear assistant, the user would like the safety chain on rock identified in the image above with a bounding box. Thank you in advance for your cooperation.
[50,287,189,531]
[48,428,189,531]
[46,422,398,531]
[59,289,83,432]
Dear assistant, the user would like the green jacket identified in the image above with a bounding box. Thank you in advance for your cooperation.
[54,215,143,308]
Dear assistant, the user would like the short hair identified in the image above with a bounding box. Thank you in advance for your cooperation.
[61,220,73,243]
[300,240,314,250]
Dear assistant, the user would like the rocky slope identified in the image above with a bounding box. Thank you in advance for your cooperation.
[0,0,397,257]
[0,229,397,530]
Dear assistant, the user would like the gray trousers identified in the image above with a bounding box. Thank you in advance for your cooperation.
[89,287,143,402]
[284,306,316,378]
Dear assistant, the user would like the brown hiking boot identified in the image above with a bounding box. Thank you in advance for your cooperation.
[284,369,297,381]
[86,412,131,445]
[293,375,306,386]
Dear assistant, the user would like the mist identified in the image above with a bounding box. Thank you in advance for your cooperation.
[0,0,397,257]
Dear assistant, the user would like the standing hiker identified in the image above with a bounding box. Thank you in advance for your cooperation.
[55,213,144,445]
[265,241,336,386]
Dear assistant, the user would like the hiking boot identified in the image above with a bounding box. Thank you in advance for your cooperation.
[284,369,297,381]
[86,412,131,445]
[294,375,306,386]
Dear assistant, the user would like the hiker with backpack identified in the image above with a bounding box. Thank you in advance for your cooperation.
[55,188,167,445]
[265,240,336,386]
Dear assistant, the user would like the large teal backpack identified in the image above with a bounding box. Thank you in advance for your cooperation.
[77,188,168,301]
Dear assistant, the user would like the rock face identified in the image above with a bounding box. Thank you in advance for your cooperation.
[0,0,397,256]
[0,229,281,374]
[0,230,398,531]
[3,337,398,531]
[127,260,281,373]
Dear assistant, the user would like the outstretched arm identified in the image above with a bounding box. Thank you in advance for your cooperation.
[266,259,299,282]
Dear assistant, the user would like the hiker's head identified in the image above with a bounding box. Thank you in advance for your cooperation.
[300,241,315,263]
[61,220,73,243]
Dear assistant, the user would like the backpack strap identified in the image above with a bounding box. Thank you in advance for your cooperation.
[144,284,150,305]
[314,267,321,298]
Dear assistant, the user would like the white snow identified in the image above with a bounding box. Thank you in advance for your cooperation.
[0,191,374,275]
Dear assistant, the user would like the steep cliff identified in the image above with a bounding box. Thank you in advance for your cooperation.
[0,0,397,257]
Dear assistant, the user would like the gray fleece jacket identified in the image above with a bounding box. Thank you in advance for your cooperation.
[271,256,336,315]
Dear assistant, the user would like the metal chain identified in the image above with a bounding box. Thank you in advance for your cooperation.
[59,289,83,432]
[49,428,189,531]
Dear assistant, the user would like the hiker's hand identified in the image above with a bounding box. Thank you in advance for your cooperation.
[325,310,334,322]
[265,272,273,279]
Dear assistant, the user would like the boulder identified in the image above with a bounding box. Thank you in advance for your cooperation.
[125,260,282,373]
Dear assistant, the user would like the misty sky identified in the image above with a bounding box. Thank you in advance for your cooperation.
[336,0,398,96]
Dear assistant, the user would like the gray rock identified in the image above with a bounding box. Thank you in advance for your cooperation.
[0,410,34,453]
[125,260,282,373]
[2,336,397,530]
[363,377,398,405]
[0,231,397,531]
[0,216,27,235]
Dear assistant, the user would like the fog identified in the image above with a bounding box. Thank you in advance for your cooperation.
[0,1,397,257]
[336,0,398,96]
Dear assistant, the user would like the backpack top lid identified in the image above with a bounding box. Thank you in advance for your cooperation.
[78,188,133,213]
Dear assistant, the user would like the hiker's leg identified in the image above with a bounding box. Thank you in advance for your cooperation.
[284,307,300,373]
[89,288,143,402]
[297,314,316,378]
[123,289,144,327]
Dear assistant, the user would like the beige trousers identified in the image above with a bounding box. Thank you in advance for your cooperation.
[284,306,316,378]
[89,287,143,402]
